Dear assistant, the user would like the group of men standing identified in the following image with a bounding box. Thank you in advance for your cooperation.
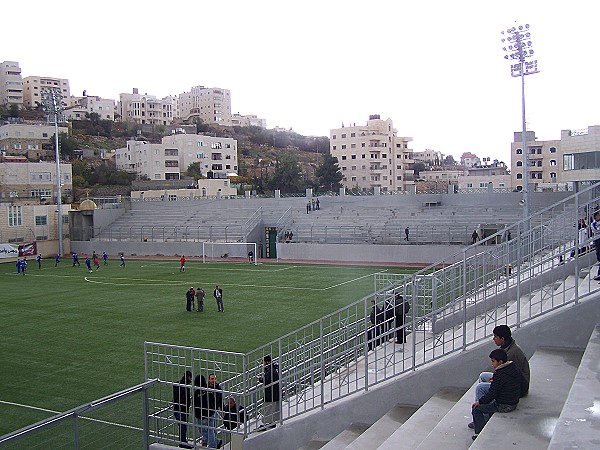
[186,286,223,313]
[171,355,280,448]
[368,293,410,351]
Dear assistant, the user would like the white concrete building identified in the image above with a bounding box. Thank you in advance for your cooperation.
[461,152,481,168]
[419,169,465,182]
[231,113,266,128]
[510,131,561,191]
[414,149,444,166]
[66,94,115,121]
[115,134,238,181]
[0,158,73,200]
[0,61,23,108]
[178,86,232,126]
[0,123,69,159]
[22,75,70,108]
[117,88,174,125]
[558,125,600,188]
[330,115,415,193]
[130,179,236,200]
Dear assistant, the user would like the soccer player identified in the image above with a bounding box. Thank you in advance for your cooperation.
[37,254,42,269]
[103,252,108,265]
[21,257,27,275]
[72,252,80,267]
[120,254,126,267]
[180,255,186,272]
[93,255,100,271]
[85,257,93,273]
[55,254,60,267]
[16,259,21,274]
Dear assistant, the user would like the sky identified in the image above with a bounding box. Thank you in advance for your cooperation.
[5,0,600,164]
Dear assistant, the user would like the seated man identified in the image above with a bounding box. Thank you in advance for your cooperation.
[471,348,522,440]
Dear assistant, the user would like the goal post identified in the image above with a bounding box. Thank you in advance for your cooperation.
[202,242,258,265]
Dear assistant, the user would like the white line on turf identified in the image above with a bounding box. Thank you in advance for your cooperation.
[0,400,142,431]
[323,270,388,290]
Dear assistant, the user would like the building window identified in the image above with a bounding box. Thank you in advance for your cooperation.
[499,183,505,188]
[516,161,522,166]
[341,133,346,138]
[62,215,69,224]
[9,206,22,226]
[467,183,473,188]
[341,145,346,149]
[35,215,47,226]
[351,144,356,148]
[351,133,355,137]
[361,143,366,148]
[550,147,556,153]
[351,176,357,181]
[479,182,487,188]
[516,173,523,179]
[341,155,346,160]
[332,135,336,139]
[351,155,356,159]
[550,160,556,166]
[516,148,522,154]
[332,146,336,150]
[550,172,557,179]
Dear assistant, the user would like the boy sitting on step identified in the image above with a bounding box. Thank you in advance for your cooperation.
[471,348,522,440]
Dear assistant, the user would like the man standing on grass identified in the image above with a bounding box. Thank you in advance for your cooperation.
[85,257,93,273]
[196,287,205,312]
[180,255,186,272]
[119,253,126,267]
[214,285,224,312]
[186,287,194,312]
[55,254,60,267]
[37,254,42,269]
[103,251,108,265]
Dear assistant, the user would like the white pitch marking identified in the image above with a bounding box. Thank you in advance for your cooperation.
[323,270,389,290]
[0,400,142,431]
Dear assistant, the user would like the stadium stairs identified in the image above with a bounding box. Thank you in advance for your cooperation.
[238,262,600,450]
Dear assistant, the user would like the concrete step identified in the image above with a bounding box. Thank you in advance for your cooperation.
[548,324,600,449]
[345,404,418,450]
[319,423,370,450]
[412,383,479,450]
[296,440,328,450]
[377,387,466,450]
[470,347,583,449]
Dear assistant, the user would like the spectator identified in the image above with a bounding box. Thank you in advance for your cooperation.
[223,396,245,430]
[404,227,409,241]
[591,212,600,280]
[472,229,479,244]
[172,371,193,448]
[471,349,522,440]
[468,324,530,429]
[368,300,384,351]
[200,373,223,449]
[394,294,410,344]
[258,355,280,430]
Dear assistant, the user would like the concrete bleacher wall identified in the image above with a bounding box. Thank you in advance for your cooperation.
[243,294,600,450]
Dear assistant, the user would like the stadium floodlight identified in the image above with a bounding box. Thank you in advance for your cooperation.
[501,23,539,223]
[41,87,67,257]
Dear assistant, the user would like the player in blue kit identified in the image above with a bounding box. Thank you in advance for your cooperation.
[72,252,80,267]
[55,254,60,266]
[37,254,42,269]
[85,257,93,273]
[120,254,126,267]
[103,252,108,265]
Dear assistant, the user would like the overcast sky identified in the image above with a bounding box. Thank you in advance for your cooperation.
[5,0,599,164]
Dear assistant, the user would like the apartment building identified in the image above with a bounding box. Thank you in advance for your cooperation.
[559,125,600,188]
[329,115,415,193]
[0,158,73,201]
[178,86,232,126]
[231,113,266,128]
[414,149,444,166]
[510,131,561,191]
[460,152,481,168]
[117,88,174,125]
[0,61,23,108]
[22,75,70,108]
[66,93,115,121]
[115,134,238,181]
[458,164,511,190]
[0,123,69,159]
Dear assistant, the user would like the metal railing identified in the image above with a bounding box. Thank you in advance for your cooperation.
[90,225,245,243]
[143,183,600,445]
[0,380,157,449]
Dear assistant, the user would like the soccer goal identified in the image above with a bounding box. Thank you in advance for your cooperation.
[201,241,258,265]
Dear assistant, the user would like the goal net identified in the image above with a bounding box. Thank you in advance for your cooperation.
[201,242,258,264]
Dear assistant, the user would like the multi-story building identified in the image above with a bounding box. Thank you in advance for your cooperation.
[231,113,266,128]
[419,168,464,182]
[0,157,73,201]
[0,61,23,108]
[510,131,561,191]
[117,88,174,125]
[329,115,415,193]
[66,93,115,121]
[115,133,238,181]
[559,125,600,188]
[22,75,70,108]
[0,123,69,159]
[458,163,511,190]
[414,149,444,167]
[460,152,481,168]
[178,86,232,126]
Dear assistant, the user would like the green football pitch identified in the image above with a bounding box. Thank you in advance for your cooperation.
[0,258,417,436]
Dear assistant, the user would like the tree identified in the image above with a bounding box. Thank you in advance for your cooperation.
[315,154,343,192]
[186,162,203,180]
[267,154,304,193]
[444,155,457,166]
[413,162,426,176]
[8,104,19,118]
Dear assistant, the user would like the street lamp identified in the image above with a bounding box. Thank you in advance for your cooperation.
[501,23,539,221]
[41,87,67,257]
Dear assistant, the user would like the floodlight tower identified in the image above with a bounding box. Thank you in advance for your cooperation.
[501,23,539,221]
[41,87,66,256]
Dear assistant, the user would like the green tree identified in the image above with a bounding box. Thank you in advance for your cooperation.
[267,154,304,193]
[444,155,457,166]
[315,153,343,192]
[413,161,426,176]
[50,133,78,158]
[8,104,19,118]
[186,162,203,180]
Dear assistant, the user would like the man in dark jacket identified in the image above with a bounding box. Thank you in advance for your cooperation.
[193,373,223,449]
[258,355,280,430]
[368,300,384,351]
[223,396,245,430]
[172,371,193,448]
[394,294,410,344]
[471,349,522,439]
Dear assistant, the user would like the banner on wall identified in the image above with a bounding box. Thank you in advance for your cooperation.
[0,242,37,259]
